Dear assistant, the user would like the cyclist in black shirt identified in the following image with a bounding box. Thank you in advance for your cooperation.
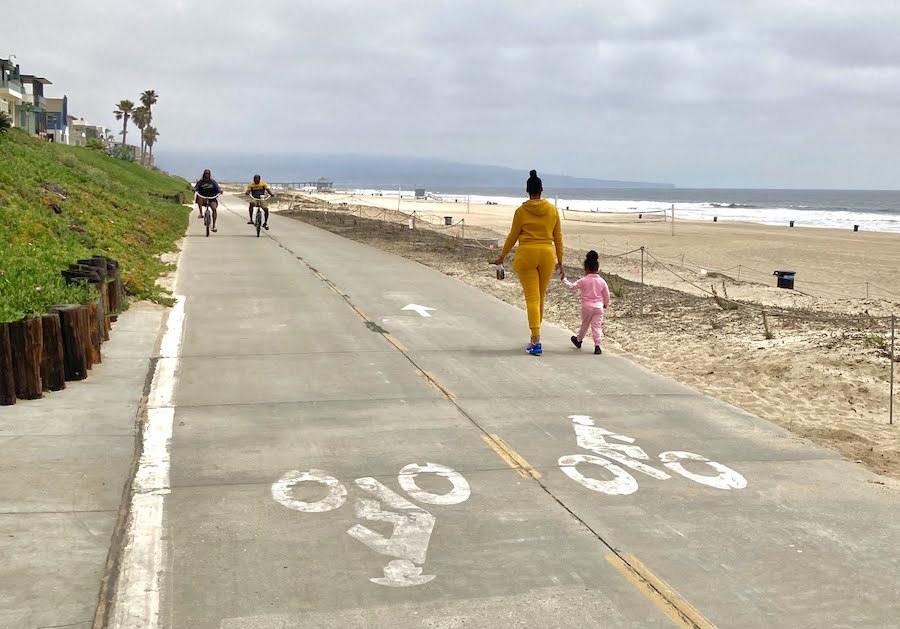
[193,169,222,232]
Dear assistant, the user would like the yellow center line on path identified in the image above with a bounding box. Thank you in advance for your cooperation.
[605,553,717,629]
[382,333,409,353]
[480,434,542,479]
[351,306,371,321]
[422,370,457,401]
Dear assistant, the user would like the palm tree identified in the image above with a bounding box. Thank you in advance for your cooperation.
[140,90,158,120]
[132,106,150,163]
[113,99,135,146]
[143,125,158,162]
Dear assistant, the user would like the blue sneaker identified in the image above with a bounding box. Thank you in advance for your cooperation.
[527,342,542,356]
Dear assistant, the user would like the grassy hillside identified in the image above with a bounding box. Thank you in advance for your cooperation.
[0,129,190,322]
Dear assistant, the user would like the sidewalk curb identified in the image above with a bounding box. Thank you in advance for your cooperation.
[91,235,186,629]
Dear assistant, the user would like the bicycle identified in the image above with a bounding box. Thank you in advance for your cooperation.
[247,192,273,237]
[195,192,222,237]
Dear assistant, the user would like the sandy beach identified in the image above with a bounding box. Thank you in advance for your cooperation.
[298,191,900,308]
[278,195,900,482]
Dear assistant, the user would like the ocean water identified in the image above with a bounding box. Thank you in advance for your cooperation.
[333,187,900,234]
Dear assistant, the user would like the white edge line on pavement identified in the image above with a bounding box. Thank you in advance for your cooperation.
[109,293,186,629]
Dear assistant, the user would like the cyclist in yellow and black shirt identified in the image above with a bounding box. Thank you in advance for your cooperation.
[244,175,275,230]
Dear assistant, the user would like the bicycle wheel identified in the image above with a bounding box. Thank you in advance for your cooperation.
[204,208,211,237]
[255,207,262,237]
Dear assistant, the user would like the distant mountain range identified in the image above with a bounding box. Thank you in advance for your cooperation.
[154,151,674,190]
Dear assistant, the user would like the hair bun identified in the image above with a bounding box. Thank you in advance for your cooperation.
[587,250,599,261]
[529,170,537,178]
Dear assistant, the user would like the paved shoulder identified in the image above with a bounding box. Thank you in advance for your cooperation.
[0,303,166,629]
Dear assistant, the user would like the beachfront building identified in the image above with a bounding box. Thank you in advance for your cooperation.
[69,117,109,147]
[316,177,334,192]
[67,116,83,146]
[45,96,69,144]
[17,74,52,136]
[0,58,25,125]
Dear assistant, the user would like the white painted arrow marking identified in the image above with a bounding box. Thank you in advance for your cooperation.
[402,304,435,317]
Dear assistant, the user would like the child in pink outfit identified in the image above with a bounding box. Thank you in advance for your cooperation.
[562,250,610,354]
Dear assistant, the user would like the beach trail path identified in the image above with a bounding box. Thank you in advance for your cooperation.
[109,193,900,629]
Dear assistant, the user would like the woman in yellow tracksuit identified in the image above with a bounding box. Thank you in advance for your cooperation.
[493,170,564,356]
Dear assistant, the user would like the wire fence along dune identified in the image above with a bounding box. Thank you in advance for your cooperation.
[279,192,502,244]
[588,243,897,425]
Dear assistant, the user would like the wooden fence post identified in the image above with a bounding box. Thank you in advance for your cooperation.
[40,313,66,392]
[9,318,43,399]
[0,323,16,405]
[48,305,88,381]
[87,257,109,342]
[86,304,102,365]
[106,259,124,316]
[77,306,93,370]
[105,263,119,314]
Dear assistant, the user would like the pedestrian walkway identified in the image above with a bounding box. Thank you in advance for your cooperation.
[110,194,900,629]
[0,303,166,629]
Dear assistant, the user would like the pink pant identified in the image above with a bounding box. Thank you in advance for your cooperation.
[576,303,605,347]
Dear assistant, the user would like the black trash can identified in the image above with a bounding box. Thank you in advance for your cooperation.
[444,216,452,225]
[773,270,796,289]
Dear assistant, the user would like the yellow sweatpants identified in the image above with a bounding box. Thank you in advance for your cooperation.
[513,244,556,337]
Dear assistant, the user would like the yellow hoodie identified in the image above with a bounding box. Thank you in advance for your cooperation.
[499,199,563,260]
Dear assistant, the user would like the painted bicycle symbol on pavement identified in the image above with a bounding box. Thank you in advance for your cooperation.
[559,415,747,495]
[272,462,469,587]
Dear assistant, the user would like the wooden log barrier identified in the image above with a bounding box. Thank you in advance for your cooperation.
[40,313,66,392]
[105,277,118,314]
[0,323,16,405]
[86,304,102,365]
[62,265,106,354]
[87,281,105,352]
[76,306,93,371]
[9,318,43,400]
[100,292,109,341]
[48,305,88,381]
[105,259,121,313]
[62,269,100,286]
[80,260,108,321]
[113,261,125,311]
[91,257,112,340]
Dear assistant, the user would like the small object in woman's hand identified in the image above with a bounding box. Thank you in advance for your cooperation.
[496,266,506,280]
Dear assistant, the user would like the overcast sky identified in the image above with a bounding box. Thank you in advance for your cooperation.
[5,0,900,188]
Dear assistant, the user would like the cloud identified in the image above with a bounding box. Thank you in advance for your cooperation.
[5,0,900,187]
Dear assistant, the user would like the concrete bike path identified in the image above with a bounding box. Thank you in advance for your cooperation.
[264,204,900,629]
[110,195,900,629]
